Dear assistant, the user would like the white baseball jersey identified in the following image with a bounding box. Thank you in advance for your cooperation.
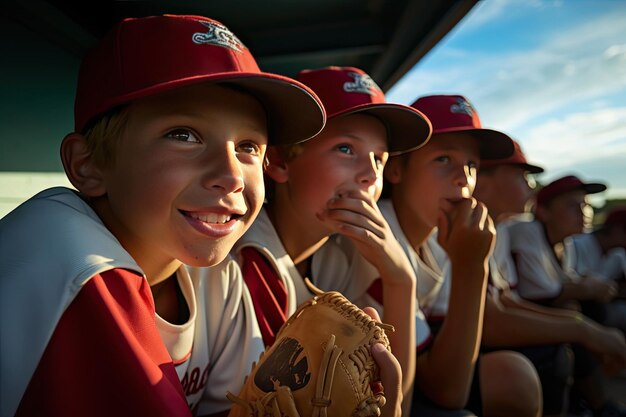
[181,259,264,414]
[506,218,570,301]
[0,187,143,417]
[0,187,264,416]
[489,219,524,292]
[312,199,439,352]
[233,207,314,317]
[563,232,626,282]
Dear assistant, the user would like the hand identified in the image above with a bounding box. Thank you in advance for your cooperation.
[437,197,495,269]
[319,190,413,283]
[581,276,618,303]
[363,307,402,417]
[585,321,626,374]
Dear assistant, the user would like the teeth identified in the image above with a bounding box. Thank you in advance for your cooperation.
[189,213,232,224]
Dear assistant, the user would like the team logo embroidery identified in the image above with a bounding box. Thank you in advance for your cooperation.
[192,20,245,52]
[343,72,381,95]
[254,337,311,393]
[450,97,475,117]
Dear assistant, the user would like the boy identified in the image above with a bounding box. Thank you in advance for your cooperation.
[508,175,615,307]
[318,94,542,416]
[474,141,626,417]
[0,14,327,417]
[564,206,626,283]
[384,95,542,417]
[506,175,626,416]
[232,66,432,403]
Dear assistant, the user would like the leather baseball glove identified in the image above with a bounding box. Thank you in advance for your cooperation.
[227,288,393,417]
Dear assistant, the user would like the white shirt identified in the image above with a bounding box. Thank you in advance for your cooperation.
[563,232,626,282]
[506,219,569,300]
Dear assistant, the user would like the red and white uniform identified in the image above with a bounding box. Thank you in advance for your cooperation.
[233,208,315,346]
[0,187,263,416]
[312,199,440,353]
[234,206,394,347]
[0,187,189,417]
[506,218,571,301]
[176,259,264,414]
[489,221,522,292]
[563,232,626,282]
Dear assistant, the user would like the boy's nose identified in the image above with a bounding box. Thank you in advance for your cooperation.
[356,153,380,187]
[202,149,245,193]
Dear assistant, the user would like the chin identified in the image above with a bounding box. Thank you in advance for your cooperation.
[183,245,233,268]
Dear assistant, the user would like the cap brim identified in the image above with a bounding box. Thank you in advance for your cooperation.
[330,103,432,155]
[583,182,608,195]
[86,72,326,145]
[521,163,544,174]
[222,74,326,145]
[434,126,514,160]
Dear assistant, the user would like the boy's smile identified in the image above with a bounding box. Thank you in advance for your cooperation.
[92,83,268,281]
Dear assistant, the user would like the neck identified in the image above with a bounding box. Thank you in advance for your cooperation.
[266,201,329,269]
[393,198,431,252]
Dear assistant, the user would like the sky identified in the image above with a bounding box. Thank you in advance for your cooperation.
[387,0,626,205]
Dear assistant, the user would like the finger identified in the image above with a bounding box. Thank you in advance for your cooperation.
[322,209,386,239]
[363,306,381,322]
[469,199,487,227]
[450,198,474,227]
[437,210,450,245]
[327,196,385,228]
[371,343,402,416]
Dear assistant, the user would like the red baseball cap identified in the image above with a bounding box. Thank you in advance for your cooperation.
[411,95,514,159]
[603,206,626,227]
[479,139,544,174]
[536,175,607,206]
[296,67,432,155]
[74,15,325,145]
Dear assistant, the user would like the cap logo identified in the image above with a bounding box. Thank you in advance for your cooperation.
[343,72,381,95]
[450,97,475,117]
[192,20,244,52]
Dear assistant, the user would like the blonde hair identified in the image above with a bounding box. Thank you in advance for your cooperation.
[82,107,130,168]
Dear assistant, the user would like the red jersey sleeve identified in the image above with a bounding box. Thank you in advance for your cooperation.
[16,269,192,417]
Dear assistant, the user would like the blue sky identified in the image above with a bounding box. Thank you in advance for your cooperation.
[387,0,626,203]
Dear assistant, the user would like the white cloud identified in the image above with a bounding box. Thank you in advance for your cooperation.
[386,3,626,197]
[517,107,626,198]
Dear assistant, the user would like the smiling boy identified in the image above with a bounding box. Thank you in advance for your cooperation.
[0,14,326,417]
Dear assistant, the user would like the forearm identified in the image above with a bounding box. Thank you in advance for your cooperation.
[501,292,578,319]
[417,264,487,408]
[381,274,416,397]
[482,296,586,347]
[553,281,591,303]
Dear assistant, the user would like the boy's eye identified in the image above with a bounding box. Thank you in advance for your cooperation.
[435,155,450,163]
[166,129,201,143]
[238,141,263,156]
[337,144,354,155]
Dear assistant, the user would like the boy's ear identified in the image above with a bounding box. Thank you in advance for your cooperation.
[264,146,290,184]
[60,133,107,197]
[383,156,403,185]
